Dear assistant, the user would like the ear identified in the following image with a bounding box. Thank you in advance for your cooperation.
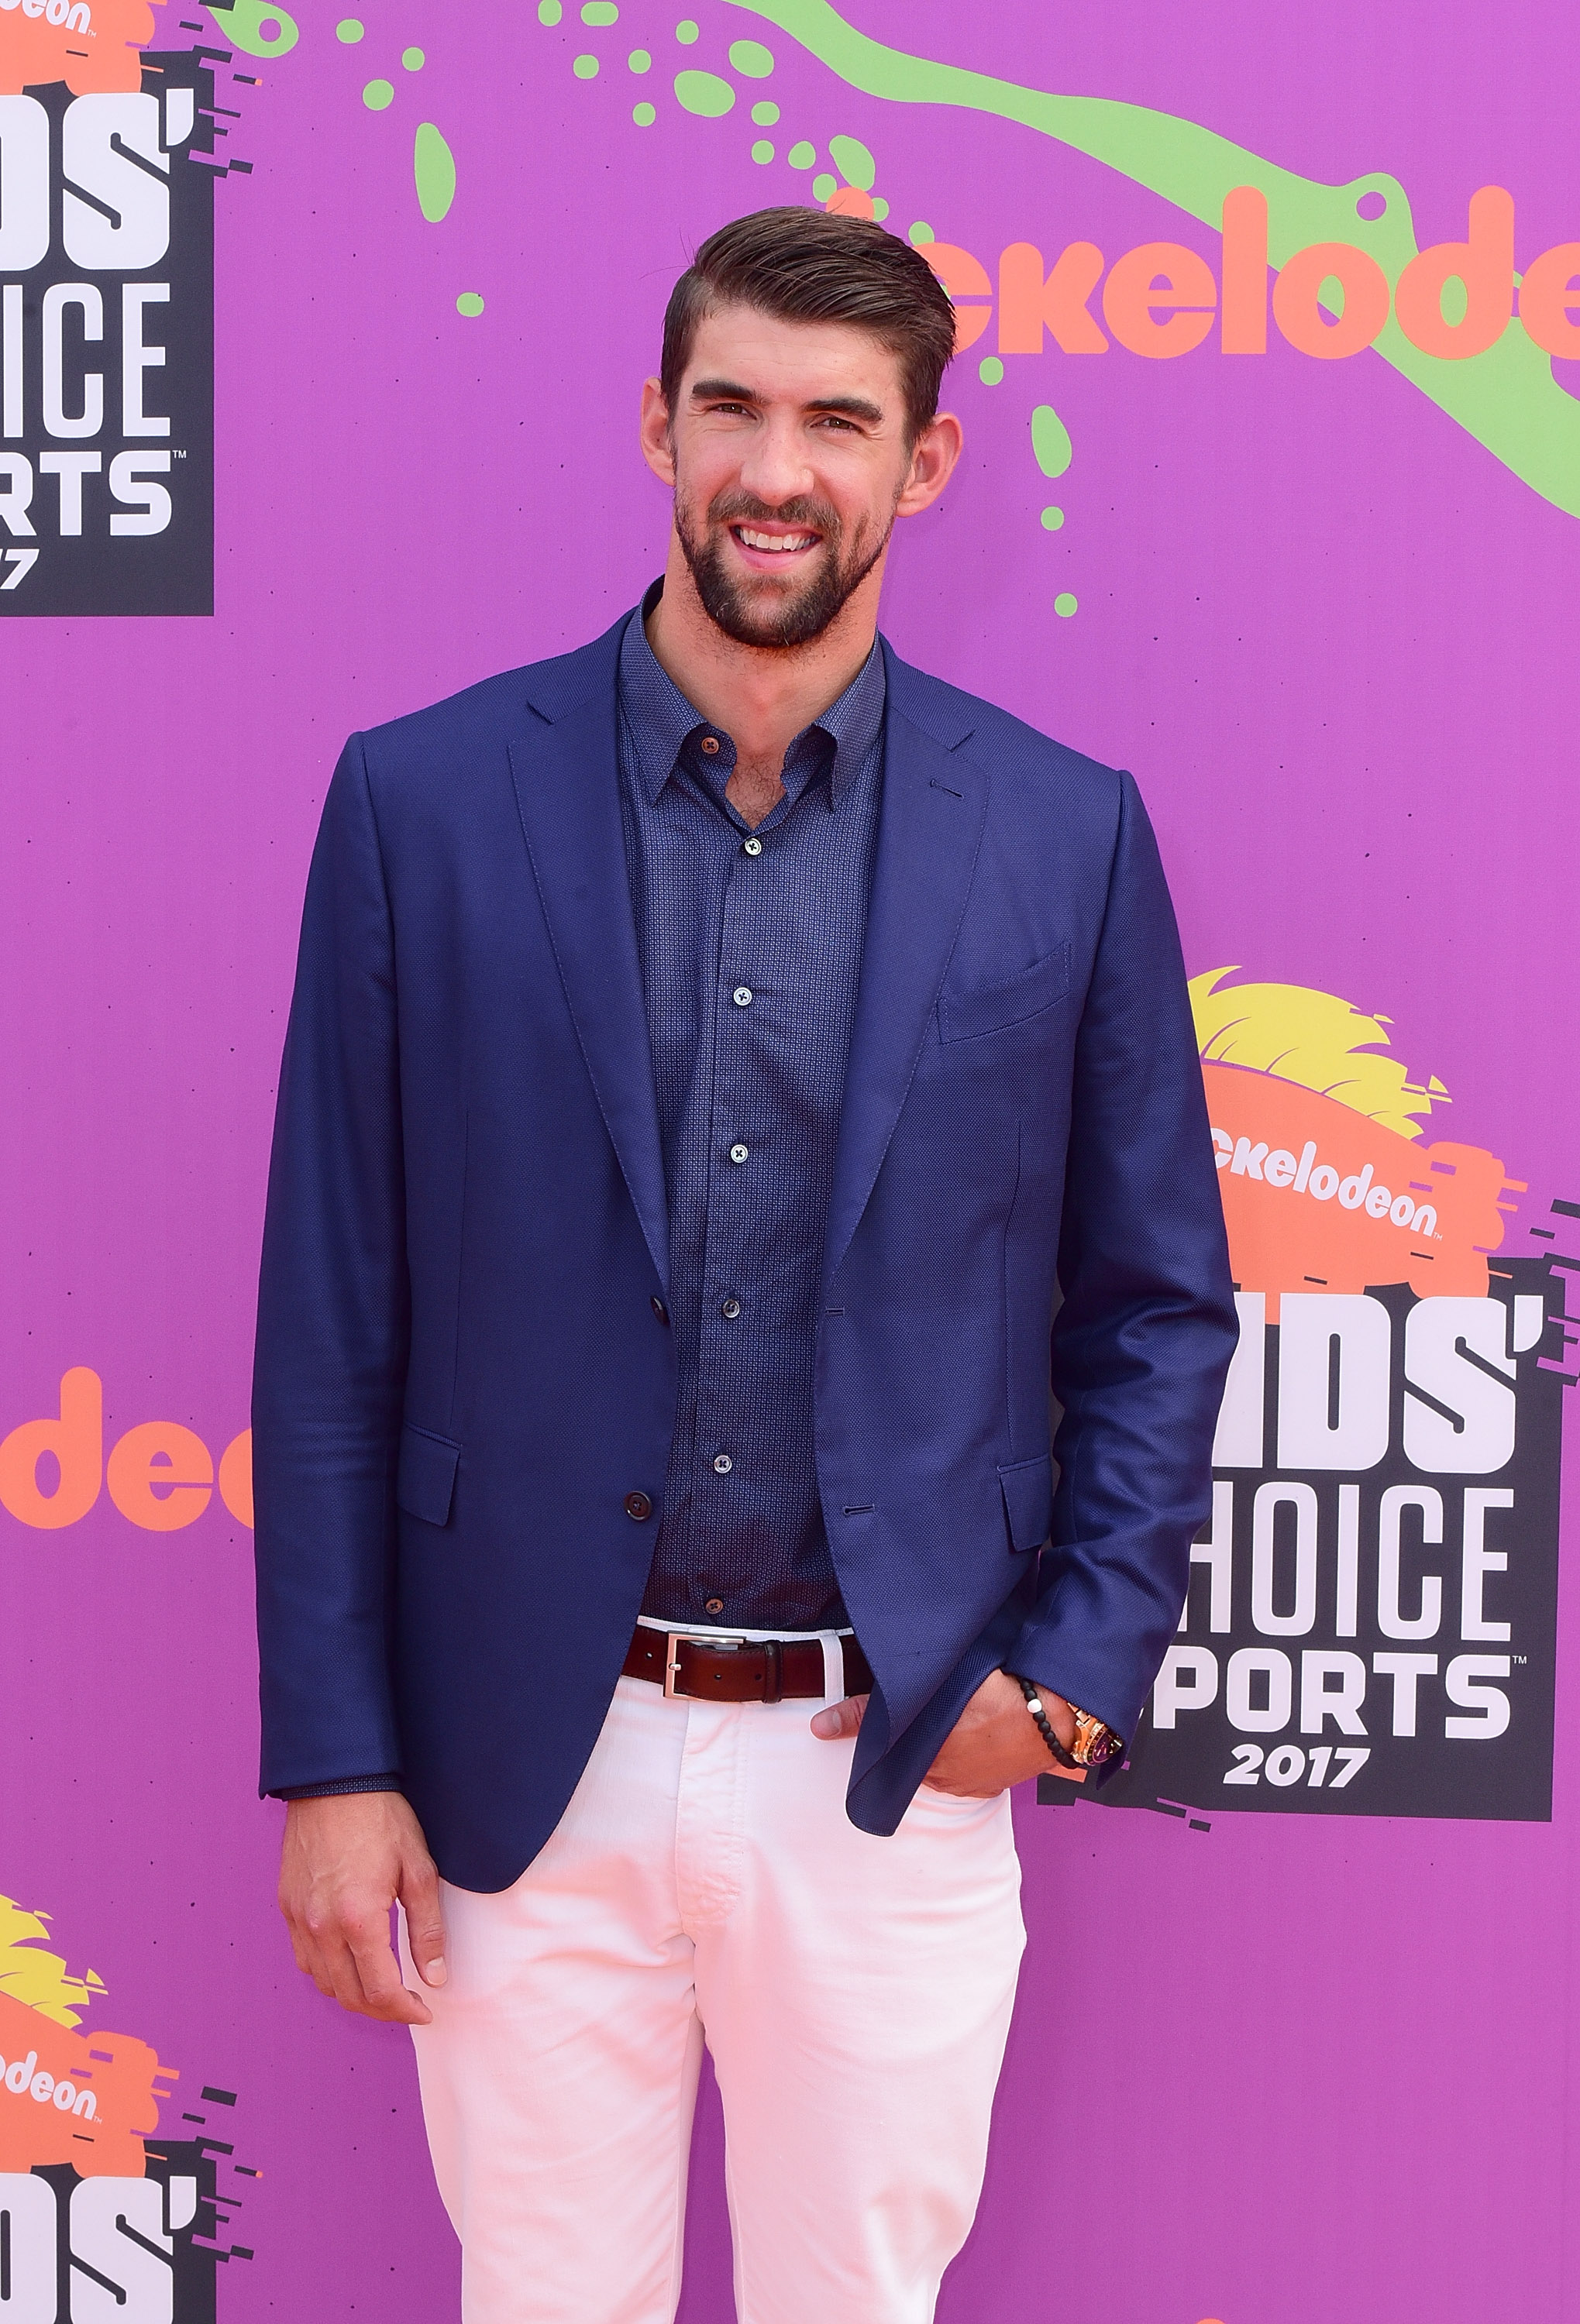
[895,411,963,518]
[639,377,676,486]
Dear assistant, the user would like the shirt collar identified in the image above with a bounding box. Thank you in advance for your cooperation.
[618,579,886,812]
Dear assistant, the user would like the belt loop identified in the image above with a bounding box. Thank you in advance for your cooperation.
[762,1638,782,1706]
[820,1634,845,1704]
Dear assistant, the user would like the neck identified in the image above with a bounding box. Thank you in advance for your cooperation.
[644,528,883,774]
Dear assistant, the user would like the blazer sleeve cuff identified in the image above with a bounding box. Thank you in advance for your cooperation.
[270,1774,404,1801]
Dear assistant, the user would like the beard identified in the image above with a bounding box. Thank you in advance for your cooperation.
[673,481,895,650]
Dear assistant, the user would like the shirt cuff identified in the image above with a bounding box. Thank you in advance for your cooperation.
[272,1775,403,1800]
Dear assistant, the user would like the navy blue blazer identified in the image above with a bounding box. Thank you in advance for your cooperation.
[253,616,1237,1891]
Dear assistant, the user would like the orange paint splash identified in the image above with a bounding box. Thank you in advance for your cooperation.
[0,1989,173,2177]
[0,0,167,98]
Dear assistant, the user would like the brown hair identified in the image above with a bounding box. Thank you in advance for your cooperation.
[660,207,958,443]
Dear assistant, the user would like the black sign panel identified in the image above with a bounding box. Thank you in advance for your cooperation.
[0,58,213,614]
[1076,1260,1565,1823]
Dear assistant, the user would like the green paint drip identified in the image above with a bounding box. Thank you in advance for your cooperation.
[729,40,776,76]
[827,132,873,190]
[363,78,394,111]
[787,139,816,169]
[722,0,1580,520]
[752,139,775,163]
[813,172,836,202]
[538,1,563,22]
[634,101,657,125]
[206,2,299,57]
[907,220,934,245]
[414,123,456,222]
[336,19,364,42]
[752,99,780,123]
[456,293,485,317]
[676,18,700,40]
[583,2,621,22]
[573,53,600,77]
[979,356,1003,384]
[402,46,425,71]
[629,49,652,72]
[871,196,889,221]
[676,70,735,115]
[1040,505,1065,529]
[1055,592,1079,617]
[1031,404,1072,478]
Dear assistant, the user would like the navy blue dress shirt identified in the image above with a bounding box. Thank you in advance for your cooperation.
[618,587,886,1633]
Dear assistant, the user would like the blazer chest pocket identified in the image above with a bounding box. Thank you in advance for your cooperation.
[939,941,1071,1043]
[998,1452,1054,1553]
[396,1422,461,1528]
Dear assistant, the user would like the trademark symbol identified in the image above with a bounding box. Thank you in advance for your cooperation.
[1512,1654,1527,1666]
[172,448,188,460]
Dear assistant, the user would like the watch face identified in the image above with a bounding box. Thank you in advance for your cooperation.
[1074,1714,1121,1766]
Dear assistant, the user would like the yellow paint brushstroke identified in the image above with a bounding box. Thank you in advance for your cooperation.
[1189,967,1450,1141]
[0,1894,105,2029]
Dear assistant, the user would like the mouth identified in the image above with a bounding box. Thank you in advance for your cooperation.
[728,523,823,572]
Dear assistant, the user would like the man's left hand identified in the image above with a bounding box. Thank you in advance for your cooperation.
[811,1669,1079,1797]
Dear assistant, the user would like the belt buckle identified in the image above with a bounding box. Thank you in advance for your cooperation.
[663,1632,745,1700]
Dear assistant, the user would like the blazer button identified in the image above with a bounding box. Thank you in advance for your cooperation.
[651,1296,670,1325]
[624,1490,653,1521]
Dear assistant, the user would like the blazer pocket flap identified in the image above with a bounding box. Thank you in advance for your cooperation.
[939,942,1071,1043]
[396,1424,461,1528]
[998,1453,1054,1552]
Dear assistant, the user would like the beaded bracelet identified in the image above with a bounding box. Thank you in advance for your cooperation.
[1010,1673,1081,1769]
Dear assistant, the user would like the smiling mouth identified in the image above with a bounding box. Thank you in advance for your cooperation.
[731,525,821,556]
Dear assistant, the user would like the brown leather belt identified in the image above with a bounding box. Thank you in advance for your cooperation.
[623,1623,873,1704]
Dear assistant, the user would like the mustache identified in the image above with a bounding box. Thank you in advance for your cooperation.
[705,490,842,538]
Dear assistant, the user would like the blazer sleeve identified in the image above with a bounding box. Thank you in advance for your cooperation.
[1007,769,1238,1745]
[253,736,411,1796]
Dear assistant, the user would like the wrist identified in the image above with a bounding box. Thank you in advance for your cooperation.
[1007,1674,1123,1770]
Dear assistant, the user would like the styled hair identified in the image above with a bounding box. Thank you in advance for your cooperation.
[660,207,958,442]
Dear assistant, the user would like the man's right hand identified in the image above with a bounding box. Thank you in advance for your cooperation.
[278,1791,447,2024]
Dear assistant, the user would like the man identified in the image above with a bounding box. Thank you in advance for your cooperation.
[254,208,1237,2323]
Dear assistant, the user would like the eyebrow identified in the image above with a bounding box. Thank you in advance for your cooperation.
[688,377,886,427]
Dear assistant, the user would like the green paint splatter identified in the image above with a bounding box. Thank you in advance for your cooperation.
[1040,505,1065,530]
[414,123,456,222]
[583,1,620,21]
[813,172,836,201]
[676,70,736,115]
[629,49,652,71]
[979,356,1003,384]
[402,46,425,70]
[634,101,657,124]
[208,1,298,56]
[752,138,775,163]
[1055,593,1079,617]
[908,220,934,245]
[363,78,394,110]
[1031,404,1073,478]
[729,39,775,76]
[871,196,889,221]
[336,19,363,42]
[538,0,563,20]
[457,293,485,317]
[676,17,700,40]
[827,132,874,190]
[573,53,599,77]
[787,139,816,168]
[722,0,1580,521]
[752,99,780,123]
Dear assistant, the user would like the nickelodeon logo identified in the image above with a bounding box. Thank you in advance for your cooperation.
[0,1370,251,1532]
[921,187,1580,363]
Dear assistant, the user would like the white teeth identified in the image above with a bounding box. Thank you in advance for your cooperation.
[736,527,815,552]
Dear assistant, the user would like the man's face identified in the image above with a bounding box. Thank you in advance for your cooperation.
[656,305,920,651]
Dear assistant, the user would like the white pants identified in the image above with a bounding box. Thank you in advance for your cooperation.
[404,1660,1026,2324]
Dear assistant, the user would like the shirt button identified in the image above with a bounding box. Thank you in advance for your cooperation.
[733,986,753,1008]
[700,734,721,755]
[712,1453,733,1474]
[624,1490,652,1521]
[704,1597,725,1616]
[721,1297,742,1319]
[742,837,763,857]
[729,1143,749,1164]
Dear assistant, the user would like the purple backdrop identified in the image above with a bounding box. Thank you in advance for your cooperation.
[1,3,1575,2318]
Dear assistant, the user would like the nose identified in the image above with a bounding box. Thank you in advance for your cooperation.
[736,414,816,511]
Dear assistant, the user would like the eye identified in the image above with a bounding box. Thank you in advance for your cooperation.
[814,415,859,431]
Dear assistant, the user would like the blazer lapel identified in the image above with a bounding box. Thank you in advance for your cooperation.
[821,659,989,1297]
[508,654,670,1299]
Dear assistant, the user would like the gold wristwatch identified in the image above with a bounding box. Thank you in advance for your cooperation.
[1011,1676,1124,1770]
